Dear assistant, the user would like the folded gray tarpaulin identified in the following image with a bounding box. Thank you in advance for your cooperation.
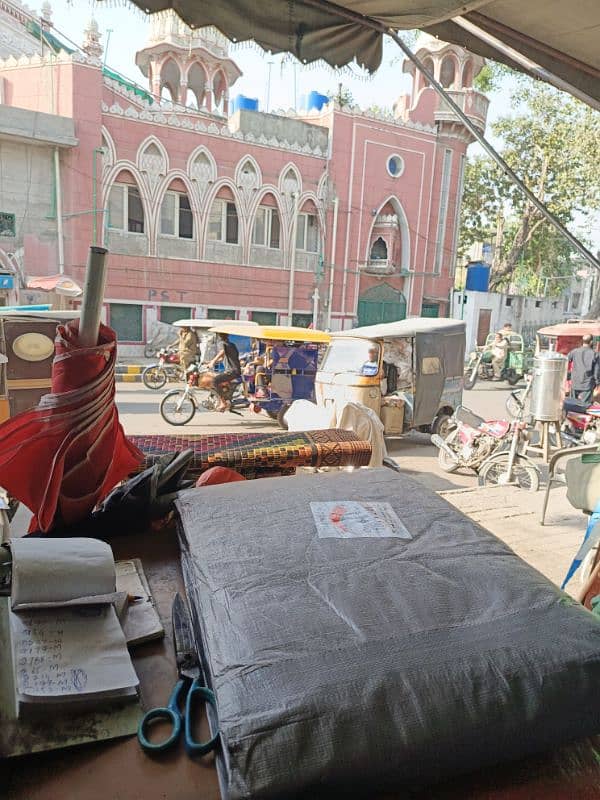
[176,469,600,799]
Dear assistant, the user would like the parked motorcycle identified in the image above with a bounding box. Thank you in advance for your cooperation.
[561,397,600,445]
[432,393,540,491]
[142,348,184,390]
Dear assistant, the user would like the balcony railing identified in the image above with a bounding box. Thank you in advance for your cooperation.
[434,89,489,131]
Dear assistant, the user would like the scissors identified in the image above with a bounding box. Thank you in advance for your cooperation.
[138,593,219,756]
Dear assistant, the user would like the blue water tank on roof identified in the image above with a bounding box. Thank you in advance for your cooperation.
[233,94,259,113]
[465,262,491,292]
[305,91,329,111]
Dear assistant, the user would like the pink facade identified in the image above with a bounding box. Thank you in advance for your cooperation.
[0,6,488,347]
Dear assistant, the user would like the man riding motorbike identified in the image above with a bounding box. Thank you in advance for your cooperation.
[489,332,509,381]
[205,333,242,411]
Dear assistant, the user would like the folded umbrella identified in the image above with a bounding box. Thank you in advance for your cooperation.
[0,319,143,532]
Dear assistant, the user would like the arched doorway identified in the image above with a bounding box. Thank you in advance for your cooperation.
[357,283,407,326]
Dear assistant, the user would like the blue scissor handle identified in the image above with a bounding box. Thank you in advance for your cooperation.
[183,677,220,756]
[137,678,185,752]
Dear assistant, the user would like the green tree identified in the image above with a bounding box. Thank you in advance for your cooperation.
[329,83,355,107]
[458,85,600,295]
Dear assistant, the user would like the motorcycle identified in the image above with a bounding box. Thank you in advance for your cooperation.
[142,348,184,390]
[463,333,526,390]
[561,397,600,445]
[432,393,540,491]
[159,364,248,425]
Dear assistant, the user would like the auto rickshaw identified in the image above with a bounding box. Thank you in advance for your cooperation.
[212,323,330,426]
[535,320,600,356]
[463,331,527,389]
[315,318,465,437]
[536,319,600,398]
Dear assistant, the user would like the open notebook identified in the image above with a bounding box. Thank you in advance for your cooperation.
[7,538,140,718]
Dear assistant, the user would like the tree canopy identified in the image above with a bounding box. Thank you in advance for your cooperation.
[458,83,600,296]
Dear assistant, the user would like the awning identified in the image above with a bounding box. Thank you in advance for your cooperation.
[121,1,600,107]
[27,275,83,297]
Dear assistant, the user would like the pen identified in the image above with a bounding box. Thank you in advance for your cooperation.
[127,594,144,604]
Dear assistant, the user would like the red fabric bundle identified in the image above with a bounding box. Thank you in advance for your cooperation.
[0,320,142,532]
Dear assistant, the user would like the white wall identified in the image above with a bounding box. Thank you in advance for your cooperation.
[452,289,566,353]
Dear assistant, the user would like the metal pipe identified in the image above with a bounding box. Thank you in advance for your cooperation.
[287,192,299,322]
[79,246,108,347]
[312,287,320,328]
[453,16,600,111]
[92,147,105,246]
[53,148,64,275]
[287,0,600,275]
[326,195,339,329]
[388,31,600,275]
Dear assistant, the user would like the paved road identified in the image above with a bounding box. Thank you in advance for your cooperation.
[116,379,525,492]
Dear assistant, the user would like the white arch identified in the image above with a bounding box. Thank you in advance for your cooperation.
[153,170,202,257]
[187,145,217,209]
[234,155,262,209]
[278,162,302,196]
[203,178,245,257]
[365,195,411,272]
[100,126,117,178]
[102,161,151,247]
[246,185,284,254]
[135,134,169,174]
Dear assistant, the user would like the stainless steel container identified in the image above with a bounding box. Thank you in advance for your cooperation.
[530,352,568,421]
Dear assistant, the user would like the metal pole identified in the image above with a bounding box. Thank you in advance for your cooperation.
[453,16,600,111]
[92,147,105,246]
[388,32,600,274]
[312,287,320,328]
[326,196,339,328]
[290,1,600,274]
[287,193,299,323]
[79,246,108,347]
[54,148,64,276]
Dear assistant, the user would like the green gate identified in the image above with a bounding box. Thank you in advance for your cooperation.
[421,302,439,318]
[357,283,407,327]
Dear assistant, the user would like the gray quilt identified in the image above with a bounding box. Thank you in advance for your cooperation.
[176,469,600,799]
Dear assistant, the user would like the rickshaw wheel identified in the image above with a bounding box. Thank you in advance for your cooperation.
[277,404,290,430]
[431,412,453,439]
[266,409,279,420]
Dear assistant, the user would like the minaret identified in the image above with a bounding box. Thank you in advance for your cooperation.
[82,18,103,60]
[135,10,241,114]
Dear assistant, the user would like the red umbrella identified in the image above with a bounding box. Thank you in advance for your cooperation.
[0,318,142,532]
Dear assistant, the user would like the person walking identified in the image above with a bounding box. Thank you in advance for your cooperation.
[568,334,600,404]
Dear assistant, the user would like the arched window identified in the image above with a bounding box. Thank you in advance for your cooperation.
[253,200,281,249]
[108,171,144,233]
[370,237,388,262]
[208,196,239,244]
[187,62,206,108]
[213,70,227,112]
[462,60,473,87]
[420,57,434,90]
[440,56,456,88]
[296,206,319,253]
[160,181,193,239]
[160,58,180,102]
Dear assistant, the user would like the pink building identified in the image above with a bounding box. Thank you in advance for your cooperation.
[0,4,488,351]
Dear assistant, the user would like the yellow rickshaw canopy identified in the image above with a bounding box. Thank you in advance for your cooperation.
[209,323,331,343]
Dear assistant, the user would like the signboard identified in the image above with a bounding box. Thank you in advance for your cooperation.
[0,275,14,290]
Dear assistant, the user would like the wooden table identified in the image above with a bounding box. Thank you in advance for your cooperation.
[4,527,600,800]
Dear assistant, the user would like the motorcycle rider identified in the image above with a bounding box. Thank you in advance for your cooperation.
[172,326,199,371]
[206,333,242,411]
[489,332,508,381]
[568,334,600,404]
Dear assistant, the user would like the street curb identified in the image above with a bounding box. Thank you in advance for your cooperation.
[116,373,143,383]
[116,364,144,375]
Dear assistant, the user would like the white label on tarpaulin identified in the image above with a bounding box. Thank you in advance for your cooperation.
[310,502,412,539]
